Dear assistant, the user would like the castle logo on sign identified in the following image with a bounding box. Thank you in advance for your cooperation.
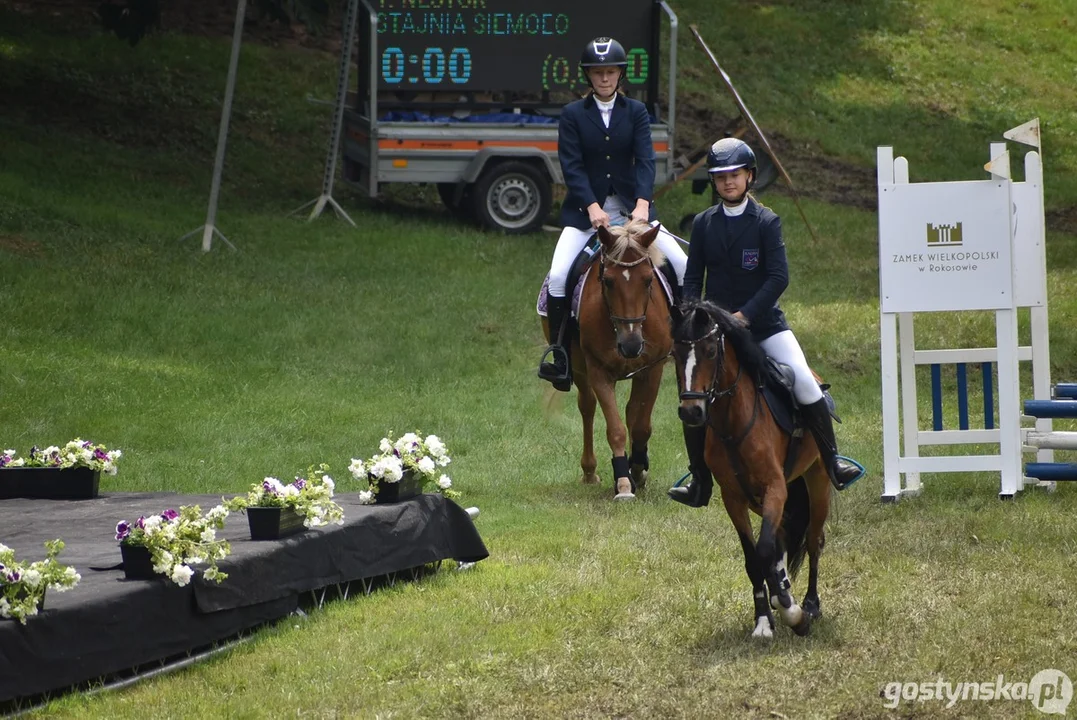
[927,222,963,247]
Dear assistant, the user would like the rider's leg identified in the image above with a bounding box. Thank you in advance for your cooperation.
[758,331,861,490]
[668,422,713,507]
[651,224,687,291]
[540,226,592,391]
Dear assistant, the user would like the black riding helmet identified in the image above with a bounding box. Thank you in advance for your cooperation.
[580,37,627,93]
[580,37,628,68]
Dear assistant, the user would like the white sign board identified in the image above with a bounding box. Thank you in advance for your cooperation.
[878,180,1013,313]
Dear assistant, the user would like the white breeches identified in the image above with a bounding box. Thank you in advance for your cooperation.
[758,330,823,405]
[547,197,687,297]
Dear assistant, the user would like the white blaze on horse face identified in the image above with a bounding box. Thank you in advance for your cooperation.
[684,347,697,392]
[622,269,631,282]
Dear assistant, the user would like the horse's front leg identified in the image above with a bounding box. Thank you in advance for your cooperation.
[624,367,663,490]
[720,487,774,639]
[574,372,600,485]
[588,371,633,500]
[755,477,806,632]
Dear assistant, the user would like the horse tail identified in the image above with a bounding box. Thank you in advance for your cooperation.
[781,476,811,581]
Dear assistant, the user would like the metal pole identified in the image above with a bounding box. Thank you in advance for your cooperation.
[688,24,819,245]
[180,0,247,252]
[290,0,359,225]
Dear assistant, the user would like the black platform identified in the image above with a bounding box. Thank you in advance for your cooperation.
[0,492,488,706]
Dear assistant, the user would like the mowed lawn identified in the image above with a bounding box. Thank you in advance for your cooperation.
[3,2,1077,718]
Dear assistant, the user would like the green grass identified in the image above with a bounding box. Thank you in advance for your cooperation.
[3,2,1077,718]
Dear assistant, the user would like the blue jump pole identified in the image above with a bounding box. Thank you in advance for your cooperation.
[1023,400,1077,419]
[1025,463,1077,481]
[1053,383,1077,400]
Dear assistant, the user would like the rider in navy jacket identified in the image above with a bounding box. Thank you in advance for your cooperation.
[538,38,686,392]
[683,198,789,342]
[668,138,862,509]
[558,93,658,230]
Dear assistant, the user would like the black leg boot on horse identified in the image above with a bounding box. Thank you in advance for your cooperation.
[803,398,862,491]
[668,423,713,507]
[539,295,573,392]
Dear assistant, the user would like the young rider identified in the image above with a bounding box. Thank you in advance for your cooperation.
[668,138,862,507]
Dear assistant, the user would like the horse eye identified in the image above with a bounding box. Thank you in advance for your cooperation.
[705,344,718,360]
[603,278,614,289]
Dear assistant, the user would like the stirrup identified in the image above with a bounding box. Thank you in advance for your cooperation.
[537,345,570,382]
[831,455,865,491]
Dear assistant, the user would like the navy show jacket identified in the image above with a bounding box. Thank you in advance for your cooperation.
[683,197,791,340]
[557,94,658,230]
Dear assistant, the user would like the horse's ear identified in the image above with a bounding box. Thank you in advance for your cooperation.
[638,224,660,248]
[669,303,683,329]
[596,225,613,249]
[690,306,711,337]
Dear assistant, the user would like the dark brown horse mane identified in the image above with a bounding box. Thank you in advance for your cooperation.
[674,298,770,387]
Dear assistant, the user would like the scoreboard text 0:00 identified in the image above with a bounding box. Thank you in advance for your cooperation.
[373,0,656,94]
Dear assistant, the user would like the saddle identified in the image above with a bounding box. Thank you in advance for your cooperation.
[760,358,841,479]
[536,235,679,322]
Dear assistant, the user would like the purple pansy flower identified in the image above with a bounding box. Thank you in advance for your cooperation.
[115,521,131,541]
[293,478,307,491]
[161,509,179,521]
[6,570,19,583]
[135,516,145,530]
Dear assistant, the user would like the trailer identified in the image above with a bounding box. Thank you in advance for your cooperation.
[342,0,681,234]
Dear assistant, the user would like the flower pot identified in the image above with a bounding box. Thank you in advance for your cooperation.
[246,506,306,540]
[0,467,100,500]
[375,470,424,504]
[120,544,156,580]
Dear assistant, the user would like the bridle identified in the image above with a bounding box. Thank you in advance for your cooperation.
[597,248,654,337]
[675,323,741,404]
[675,317,765,509]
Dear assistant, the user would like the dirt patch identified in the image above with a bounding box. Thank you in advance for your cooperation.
[1046,206,1077,237]
[0,235,43,257]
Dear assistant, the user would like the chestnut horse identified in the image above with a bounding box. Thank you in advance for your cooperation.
[670,299,831,638]
[542,221,672,501]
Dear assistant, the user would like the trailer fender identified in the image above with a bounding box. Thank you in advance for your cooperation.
[462,148,561,185]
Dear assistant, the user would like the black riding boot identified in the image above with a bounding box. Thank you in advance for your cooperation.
[803,397,862,490]
[539,294,572,392]
[668,423,713,507]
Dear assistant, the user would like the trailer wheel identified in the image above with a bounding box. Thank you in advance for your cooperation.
[437,183,475,222]
[472,162,551,234]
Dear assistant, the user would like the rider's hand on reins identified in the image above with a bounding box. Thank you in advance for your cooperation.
[587,202,610,230]
[732,311,749,327]
[630,199,650,224]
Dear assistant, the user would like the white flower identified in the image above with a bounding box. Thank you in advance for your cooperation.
[152,550,174,575]
[322,475,335,494]
[3,449,15,456]
[437,475,452,490]
[0,543,10,554]
[348,458,366,479]
[282,485,300,497]
[170,564,194,586]
[396,433,421,452]
[80,448,93,463]
[264,477,286,494]
[425,435,446,455]
[371,456,403,482]
[21,568,42,588]
[358,490,375,505]
[206,505,229,523]
[379,438,393,454]
[417,456,436,475]
[142,515,163,531]
[110,450,123,460]
[43,446,59,456]
[200,528,216,543]
[104,462,118,476]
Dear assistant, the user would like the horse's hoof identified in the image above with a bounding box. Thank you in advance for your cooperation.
[613,491,636,502]
[791,613,813,637]
[751,617,774,639]
[630,465,649,490]
[581,473,601,485]
[803,598,822,620]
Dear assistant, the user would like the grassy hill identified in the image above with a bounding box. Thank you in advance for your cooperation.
[3,1,1077,717]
